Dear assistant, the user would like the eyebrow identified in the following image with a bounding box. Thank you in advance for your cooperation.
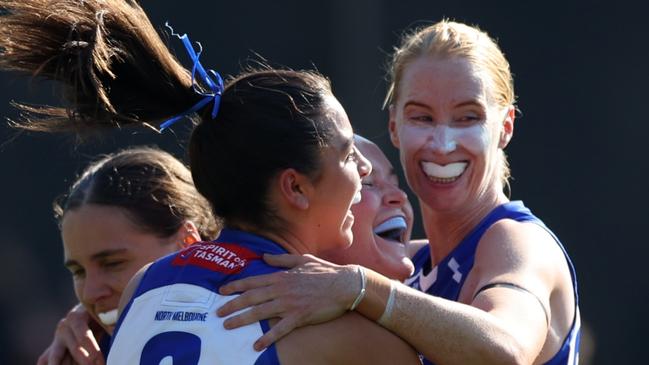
[64,248,129,268]
[454,100,486,110]
[403,99,485,110]
[403,100,431,110]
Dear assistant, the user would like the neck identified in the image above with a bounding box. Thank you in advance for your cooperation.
[261,229,314,255]
[421,189,509,266]
[237,223,313,255]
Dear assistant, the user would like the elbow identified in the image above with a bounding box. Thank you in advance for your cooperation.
[481,338,532,365]
[498,351,529,365]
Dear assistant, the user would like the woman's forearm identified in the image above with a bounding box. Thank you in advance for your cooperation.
[356,270,532,365]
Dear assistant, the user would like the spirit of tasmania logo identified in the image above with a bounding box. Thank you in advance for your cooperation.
[172,242,260,274]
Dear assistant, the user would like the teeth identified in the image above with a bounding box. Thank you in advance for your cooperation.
[351,190,362,205]
[98,309,118,326]
[421,161,467,179]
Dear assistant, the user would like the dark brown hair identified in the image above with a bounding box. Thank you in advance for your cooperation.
[1,0,339,232]
[0,0,197,133]
[57,146,221,239]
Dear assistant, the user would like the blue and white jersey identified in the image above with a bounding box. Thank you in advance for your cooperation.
[107,229,285,365]
[405,201,580,365]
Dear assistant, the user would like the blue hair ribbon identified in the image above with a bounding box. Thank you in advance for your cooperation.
[160,23,224,131]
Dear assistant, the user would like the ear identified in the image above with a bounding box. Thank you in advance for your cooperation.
[177,221,201,249]
[277,168,310,210]
[388,105,400,148]
[498,105,515,149]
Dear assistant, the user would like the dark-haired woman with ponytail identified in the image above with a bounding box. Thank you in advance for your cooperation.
[0,1,420,363]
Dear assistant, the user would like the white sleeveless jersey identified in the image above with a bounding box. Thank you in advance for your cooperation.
[107,229,283,365]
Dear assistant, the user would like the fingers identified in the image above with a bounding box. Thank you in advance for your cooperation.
[253,317,299,351]
[219,271,282,296]
[71,302,86,313]
[217,285,279,317]
[45,315,103,365]
[46,320,76,365]
[64,315,103,365]
[45,344,67,365]
[223,300,282,330]
[59,352,85,365]
[70,330,103,365]
[37,348,51,365]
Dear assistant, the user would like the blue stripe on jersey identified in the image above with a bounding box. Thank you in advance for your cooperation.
[405,201,580,365]
[254,319,280,365]
[110,228,286,365]
[136,229,288,296]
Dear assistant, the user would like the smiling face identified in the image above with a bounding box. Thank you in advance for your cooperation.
[303,96,371,253]
[320,136,414,280]
[389,56,514,214]
[61,204,184,334]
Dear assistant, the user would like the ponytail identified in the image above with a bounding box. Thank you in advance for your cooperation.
[1,0,341,232]
[0,0,199,133]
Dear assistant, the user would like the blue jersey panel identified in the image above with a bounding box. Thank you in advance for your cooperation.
[405,201,581,365]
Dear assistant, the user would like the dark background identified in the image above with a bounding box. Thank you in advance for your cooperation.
[1,1,646,364]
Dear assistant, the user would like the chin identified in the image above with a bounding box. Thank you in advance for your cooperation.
[379,257,415,281]
[419,191,465,212]
[329,230,353,251]
[341,230,354,248]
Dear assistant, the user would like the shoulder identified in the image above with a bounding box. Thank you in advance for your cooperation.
[467,218,570,299]
[276,312,421,365]
[477,218,566,277]
[118,263,152,315]
[468,218,576,325]
[459,217,572,306]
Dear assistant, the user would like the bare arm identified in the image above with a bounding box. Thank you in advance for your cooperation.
[276,312,421,365]
[357,220,572,365]
[217,221,574,364]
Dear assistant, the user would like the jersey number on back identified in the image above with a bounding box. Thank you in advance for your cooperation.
[141,331,201,365]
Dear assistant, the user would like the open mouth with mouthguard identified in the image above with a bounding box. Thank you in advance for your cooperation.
[373,216,407,244]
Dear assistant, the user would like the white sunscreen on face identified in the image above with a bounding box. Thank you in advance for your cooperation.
[425,124,490,155]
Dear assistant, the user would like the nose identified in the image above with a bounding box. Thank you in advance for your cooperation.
[356,148,372,179]
[383,183,408,207]
[79,271,111,305]
[429,125,457,154]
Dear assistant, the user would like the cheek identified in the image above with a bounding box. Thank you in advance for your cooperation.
[72,279,84,301]
[352,190,380,222]
[404,200,414,223]
[451,124,492,155]
[341,164,361,193]
[396,124,427,169]
[397,123,430,152]
[109,268,137,295]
